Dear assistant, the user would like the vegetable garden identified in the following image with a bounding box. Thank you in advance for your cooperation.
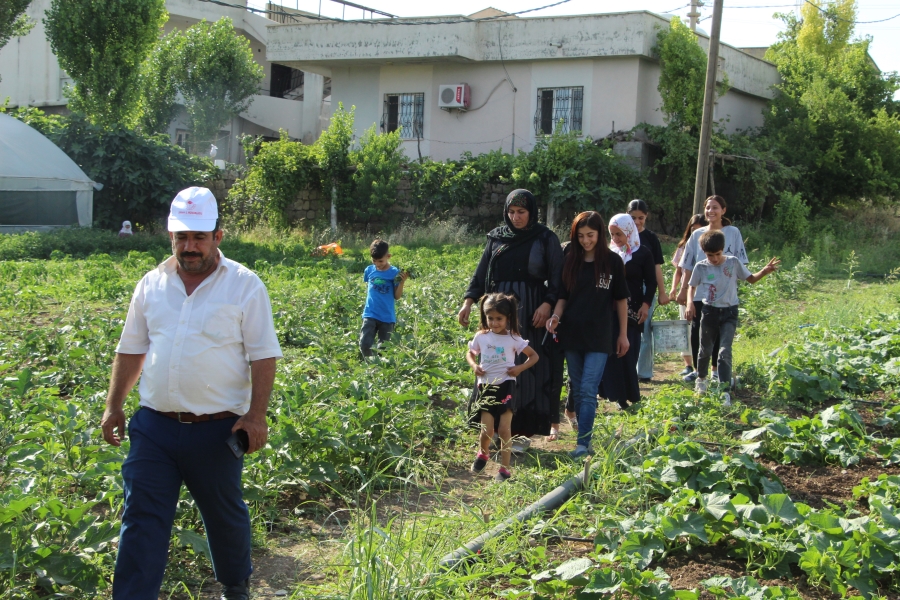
[0,227,898,599]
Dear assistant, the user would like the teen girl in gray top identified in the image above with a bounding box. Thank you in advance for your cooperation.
[676,196,748,381]
[677,196,748,274]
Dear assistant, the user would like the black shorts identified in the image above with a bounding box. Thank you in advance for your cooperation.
[467,380,516,427]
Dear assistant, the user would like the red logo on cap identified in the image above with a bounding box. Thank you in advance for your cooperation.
[186,200,194,205]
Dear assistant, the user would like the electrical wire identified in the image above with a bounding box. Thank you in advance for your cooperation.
[200,0,576,25]
[802,0,900,24]
[661,4,691,14]
[464,79,509,111]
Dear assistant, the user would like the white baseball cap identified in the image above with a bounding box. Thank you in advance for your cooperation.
[168,187,219,232]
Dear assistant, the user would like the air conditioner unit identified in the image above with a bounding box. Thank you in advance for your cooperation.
[438,84,471,109]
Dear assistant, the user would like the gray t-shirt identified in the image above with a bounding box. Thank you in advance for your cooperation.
[679,225,748,271]
[689,256,753,307]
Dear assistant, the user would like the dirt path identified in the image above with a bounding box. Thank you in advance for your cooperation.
[206,358,692,599]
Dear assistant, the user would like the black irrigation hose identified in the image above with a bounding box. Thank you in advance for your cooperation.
[438,430,653,572]
[437,465,587,571]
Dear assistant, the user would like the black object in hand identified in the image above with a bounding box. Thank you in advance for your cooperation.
[226,429,249,458]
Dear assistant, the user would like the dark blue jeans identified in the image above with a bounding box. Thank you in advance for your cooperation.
[114,408,251,599]
[565,351,609,448]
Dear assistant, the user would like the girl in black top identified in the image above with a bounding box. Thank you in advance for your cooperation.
[627,199,670,381]
[600,213,657,409]
[458,190,564,446]
[546,212,629,457]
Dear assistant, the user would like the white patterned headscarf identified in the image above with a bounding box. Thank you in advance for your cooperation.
[608,213,641,264]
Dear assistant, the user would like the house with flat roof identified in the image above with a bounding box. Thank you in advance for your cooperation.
[266,9,780,161]
[0,0,330,163]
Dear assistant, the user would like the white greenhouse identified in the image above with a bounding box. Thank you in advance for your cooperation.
[0,113,95,231]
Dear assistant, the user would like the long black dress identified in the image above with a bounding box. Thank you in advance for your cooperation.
[464,224,563,437]
[599,244,656,406]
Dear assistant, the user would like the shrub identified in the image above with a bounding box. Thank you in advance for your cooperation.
[773,191,811,242]
[226,131,317,229]
[350,125,405,219]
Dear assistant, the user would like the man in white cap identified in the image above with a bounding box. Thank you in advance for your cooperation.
[100,186,281,600]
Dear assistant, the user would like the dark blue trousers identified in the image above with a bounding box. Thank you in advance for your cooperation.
[113,408,252,599]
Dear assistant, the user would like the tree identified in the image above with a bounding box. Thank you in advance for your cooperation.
[655,17,707,128]
[316,103,355,233]
[164,18,264,154]
[797,0,856,60]
[138,31,181,135]
[764,1,900,206]
[0,0,32,50]
[0,0,33,83]
[44,0,167,127]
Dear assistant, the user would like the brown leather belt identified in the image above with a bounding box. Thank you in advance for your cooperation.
[144,407,238,423]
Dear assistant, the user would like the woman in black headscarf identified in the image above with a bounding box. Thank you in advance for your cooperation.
[458,190,564,448]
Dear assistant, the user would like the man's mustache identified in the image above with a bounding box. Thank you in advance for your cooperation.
[181,252,202,258]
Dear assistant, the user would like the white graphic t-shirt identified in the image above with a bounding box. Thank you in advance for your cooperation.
[468,331,530,385]
[688,256,753,307]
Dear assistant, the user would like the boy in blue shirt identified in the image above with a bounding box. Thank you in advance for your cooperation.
[685,230,780,405]
[360,239,408,357]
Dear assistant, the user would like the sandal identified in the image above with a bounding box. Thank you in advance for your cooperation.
[547,426,560,442]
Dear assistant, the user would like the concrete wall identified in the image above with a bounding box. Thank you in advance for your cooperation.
[0,0,323,160]
[328,55,761,162]
[271,10,778,160]
[0,0,65,108]
[715,88,768,132]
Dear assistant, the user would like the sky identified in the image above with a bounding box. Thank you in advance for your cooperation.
[252,0,900,95]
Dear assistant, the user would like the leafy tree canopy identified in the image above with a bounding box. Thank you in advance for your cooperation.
[43,0,167,127]
[0,0,33,51]
[655,17,707,129]
[142,18,264,153]
[764,0,900,206]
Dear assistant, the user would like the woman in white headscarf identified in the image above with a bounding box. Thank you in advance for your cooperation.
[599,213,657,409]
[118,221,133,238]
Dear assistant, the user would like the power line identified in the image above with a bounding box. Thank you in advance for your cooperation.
[200,0,576,25]
[802,0,900,24]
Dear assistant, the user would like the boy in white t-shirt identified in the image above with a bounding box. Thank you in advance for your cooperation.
[686,230,780,405]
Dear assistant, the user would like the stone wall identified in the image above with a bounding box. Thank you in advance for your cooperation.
[207,174,586,230]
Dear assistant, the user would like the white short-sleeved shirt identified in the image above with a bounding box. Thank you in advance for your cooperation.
[678,225,748,272]
[468,331,530,386]
[116,251,282,415]
[688,256,753,307]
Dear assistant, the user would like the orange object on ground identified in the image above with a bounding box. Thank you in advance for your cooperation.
[314,242,343,256]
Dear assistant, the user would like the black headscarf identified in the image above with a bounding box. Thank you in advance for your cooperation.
[487,189,547,243]
[485,189,549,290]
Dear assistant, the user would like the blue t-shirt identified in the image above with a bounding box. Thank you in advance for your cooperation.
[362,265,400,323]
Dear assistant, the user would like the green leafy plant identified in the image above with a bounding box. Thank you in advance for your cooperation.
[153,18,265,153]
[44,0,167,127]
[350,125,406,220]
[772,191,811,243]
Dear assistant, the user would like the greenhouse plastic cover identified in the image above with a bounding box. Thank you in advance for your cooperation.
[0,113,94,229]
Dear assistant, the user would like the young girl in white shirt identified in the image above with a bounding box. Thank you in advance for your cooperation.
[466,293,539,482]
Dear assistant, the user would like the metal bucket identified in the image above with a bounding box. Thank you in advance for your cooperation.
[651,319,691,353]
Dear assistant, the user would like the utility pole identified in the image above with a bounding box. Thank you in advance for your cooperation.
[687,0,703,31]
[691,0,723,215]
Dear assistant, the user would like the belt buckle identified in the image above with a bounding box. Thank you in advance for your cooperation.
[177,412,191,424]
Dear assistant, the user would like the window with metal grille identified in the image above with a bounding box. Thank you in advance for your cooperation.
[382,93,424,139]
[534,87,584,135]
